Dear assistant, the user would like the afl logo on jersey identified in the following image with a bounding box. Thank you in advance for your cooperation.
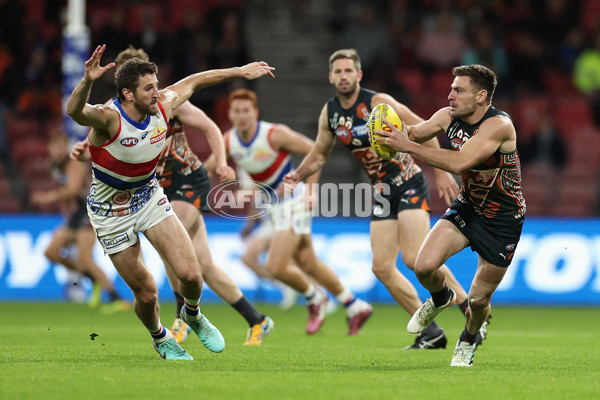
[335,126,353,145]
[450,138,463,149]
[120,137,138,147]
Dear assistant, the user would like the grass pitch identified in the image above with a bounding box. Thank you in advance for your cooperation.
[1,302,598,400]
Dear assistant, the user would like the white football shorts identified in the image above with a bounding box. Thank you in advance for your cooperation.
[267,183,312,235]
[88,187,175,254]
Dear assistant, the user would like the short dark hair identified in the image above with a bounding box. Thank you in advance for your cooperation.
[452,64,497,104]
[328,49,361,72]
[115,58,158,101]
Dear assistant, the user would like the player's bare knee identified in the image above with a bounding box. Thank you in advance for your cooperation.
[371,261,392,280]
[265,261,283,277]
[177,268,201,286]
[468,296,490,312]
[414,261,435,281]
[299,262,317,275]
[197,260,214,275]
[468,279,498,311]
[44,248,60,263]
[401,253,417,271]
[241,254,256,267]
[135,289,158,306]
[77,256,94,268]
[294,253,315,273]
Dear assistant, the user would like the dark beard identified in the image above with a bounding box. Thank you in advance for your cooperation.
[134,98,158,116]
[337,81,357,97]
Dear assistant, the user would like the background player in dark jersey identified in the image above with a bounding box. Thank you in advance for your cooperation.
[31,129,129,313]
[284,49,483,349]
[376,64,525,367]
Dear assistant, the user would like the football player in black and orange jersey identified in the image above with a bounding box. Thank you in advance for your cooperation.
[285,49,483,349]
[375,64,525,366]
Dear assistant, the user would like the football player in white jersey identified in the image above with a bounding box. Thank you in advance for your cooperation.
[208,89,373,336]
[111,46,273,347]
[66,44,274,360]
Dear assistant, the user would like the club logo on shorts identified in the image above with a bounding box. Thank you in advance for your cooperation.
[444,208,457,217]
[112,191,132,205]
[103,232,129,249]
[505,243,516,251]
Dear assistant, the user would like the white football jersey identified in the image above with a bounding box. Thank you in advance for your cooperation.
[225,121,293,190]
[87,99,169,217]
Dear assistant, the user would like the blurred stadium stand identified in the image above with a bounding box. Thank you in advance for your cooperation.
[0,0,598,217]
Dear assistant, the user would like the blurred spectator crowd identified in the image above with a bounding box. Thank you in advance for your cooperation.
[0,0,247,213]
[1,0,600,216]
[333,0,600,216]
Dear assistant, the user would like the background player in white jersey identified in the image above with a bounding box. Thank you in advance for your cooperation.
[66,44,274,360]
[236,168,299,310]
[284,49,487,349]
[208,88,372,335]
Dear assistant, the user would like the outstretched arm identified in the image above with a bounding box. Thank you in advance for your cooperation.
[173,101,235,182]
[160,62,275,115]
[283,104,335,187]
[66,44,116,130]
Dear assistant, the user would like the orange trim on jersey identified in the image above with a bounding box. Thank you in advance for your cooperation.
[224,130,231,154]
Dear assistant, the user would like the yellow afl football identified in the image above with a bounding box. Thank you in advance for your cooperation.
[367,103,401,160]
